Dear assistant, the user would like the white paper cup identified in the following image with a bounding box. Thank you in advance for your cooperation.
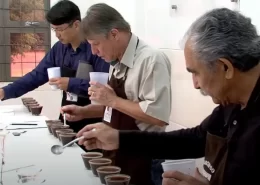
[47,67,61,90]
[164,159,194,163]
[162,159,196,176]
[89,72,109,105]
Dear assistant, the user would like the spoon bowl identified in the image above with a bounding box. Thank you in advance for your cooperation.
[50,128,96,155]
[13,131,27,136]
[51,145,64,155]
[51,136,83,155]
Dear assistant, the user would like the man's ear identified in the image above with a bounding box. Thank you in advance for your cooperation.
[74,20,81,29]
[110,29,119,41]
[218,58,234,79]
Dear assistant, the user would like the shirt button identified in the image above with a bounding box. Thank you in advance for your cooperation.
[233,120,237,125]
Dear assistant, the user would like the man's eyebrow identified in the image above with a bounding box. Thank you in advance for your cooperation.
[186,67,196,73]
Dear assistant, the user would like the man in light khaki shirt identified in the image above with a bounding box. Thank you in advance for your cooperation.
[61,3,171,185]
[107,33,171,132]
[62,9,171,132]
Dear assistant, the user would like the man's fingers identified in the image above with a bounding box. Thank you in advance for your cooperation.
[163,178,179,185]
[163,171,189,181]
[96,140,103,149]
[82,127,98,139]
[194,168,208,183]
[77,125,94,137]
[49,81,58,85]
[49,77,59,82]
[88,85,100,93]
[61,105,74,115]
[61,105,73,112]
[89,81,103,88]
[49,78,60,85]
[77,123,101,137]
[65,114,75,121]
[105,84,113,90]
[83,139,97,150]
[195,168,202,178]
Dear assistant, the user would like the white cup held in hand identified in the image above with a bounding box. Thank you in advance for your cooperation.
[89,72,109,105]
[47,67,61,90]
[162,159,196,176]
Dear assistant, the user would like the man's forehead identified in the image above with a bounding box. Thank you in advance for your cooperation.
[87,35,107,43]
[184,43,193,65]
[51,24,66,28]
[184,41,200,72]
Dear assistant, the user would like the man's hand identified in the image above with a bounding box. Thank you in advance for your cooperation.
[88,81,118,107]
[162,169,209,185]
[0,89,4,100]
[61,105,84,121]
[49,77,69,91]
[77,122,119,151]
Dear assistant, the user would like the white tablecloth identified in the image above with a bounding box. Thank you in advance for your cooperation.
[0,105,101,185]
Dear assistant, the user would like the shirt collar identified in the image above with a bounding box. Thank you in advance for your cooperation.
[120,33,138,68]
[66,42,87,53]
[246,76,260,106]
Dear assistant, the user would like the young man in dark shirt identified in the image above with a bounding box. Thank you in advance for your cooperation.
[0,0,110,136]
[75,8,260,185]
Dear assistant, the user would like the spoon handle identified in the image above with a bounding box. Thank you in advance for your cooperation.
[63,136,84,148]
[63,113,67,126]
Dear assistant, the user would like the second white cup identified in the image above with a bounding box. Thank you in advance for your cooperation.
[89,72,109,105]
[161,159,196,176]
[47,67,61,90]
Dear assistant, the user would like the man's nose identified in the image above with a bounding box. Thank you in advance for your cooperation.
[91,47,98,55]
[55,31,61,38]
[192,75,200,89]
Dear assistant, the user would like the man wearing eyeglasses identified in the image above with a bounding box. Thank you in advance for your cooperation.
[0,0,110,144]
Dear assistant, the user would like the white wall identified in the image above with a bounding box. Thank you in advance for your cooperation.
[240,0,260,34]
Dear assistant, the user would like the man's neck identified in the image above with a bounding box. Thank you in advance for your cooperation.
[232,65,260,107]
[117,32,132,62]
[70,37,82,51]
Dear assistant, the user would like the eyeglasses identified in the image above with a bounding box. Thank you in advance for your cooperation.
[51,22,74,33]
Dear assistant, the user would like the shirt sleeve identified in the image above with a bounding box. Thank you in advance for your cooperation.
[118,106,223,159]
[2,44,57,100]
[138,52,171,123]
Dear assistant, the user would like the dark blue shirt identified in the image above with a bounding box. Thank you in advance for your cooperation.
[3,41,110,100]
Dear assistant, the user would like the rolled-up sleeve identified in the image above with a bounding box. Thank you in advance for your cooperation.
[138,53,171,123]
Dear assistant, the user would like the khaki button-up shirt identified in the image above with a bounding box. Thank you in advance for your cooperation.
[109,34,171,132]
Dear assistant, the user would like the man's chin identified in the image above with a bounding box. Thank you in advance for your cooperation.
[212,97,221,105]
[104,58,116,63]
[200,90,208,96]
[59,40,68,44]
[103,58,110,62]
[211,97,230,106]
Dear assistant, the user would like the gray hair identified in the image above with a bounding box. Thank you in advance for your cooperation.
[81,3,131,39]
[182,8,260,72]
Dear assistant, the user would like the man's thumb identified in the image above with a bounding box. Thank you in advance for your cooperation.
[194,168,209,184]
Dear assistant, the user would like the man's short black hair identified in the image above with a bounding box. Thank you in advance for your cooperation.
[46,0,81,25]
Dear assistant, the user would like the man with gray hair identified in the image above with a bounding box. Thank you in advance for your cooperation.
[76,8,260,185]
[61,3,171,185]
